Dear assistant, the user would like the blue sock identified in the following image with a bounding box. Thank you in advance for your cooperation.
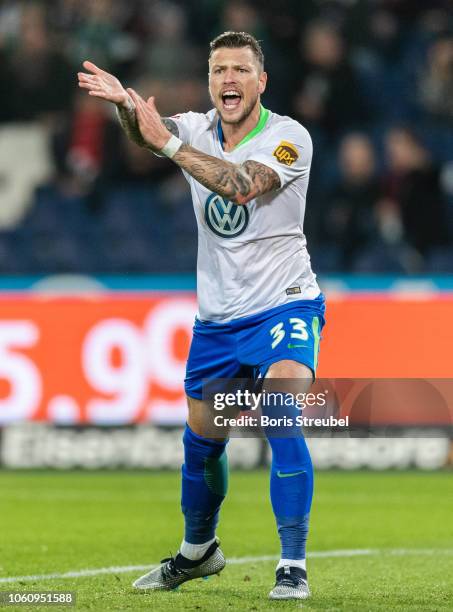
[181,425,228,544]
[264,395,314,560]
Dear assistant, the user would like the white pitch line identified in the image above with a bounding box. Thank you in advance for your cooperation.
[1,548,452,584]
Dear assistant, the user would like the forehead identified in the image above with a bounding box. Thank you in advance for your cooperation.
[209,46,259,68]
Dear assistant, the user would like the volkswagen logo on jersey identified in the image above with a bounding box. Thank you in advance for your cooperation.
[204,193,249,238]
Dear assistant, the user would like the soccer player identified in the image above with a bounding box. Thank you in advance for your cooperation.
[78,31,325,601]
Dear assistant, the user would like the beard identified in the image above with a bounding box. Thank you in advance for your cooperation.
[214,93,259,126]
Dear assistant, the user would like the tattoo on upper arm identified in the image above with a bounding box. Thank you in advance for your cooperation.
[162,118,180,138]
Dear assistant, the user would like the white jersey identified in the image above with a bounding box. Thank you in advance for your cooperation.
[172,107,320,322]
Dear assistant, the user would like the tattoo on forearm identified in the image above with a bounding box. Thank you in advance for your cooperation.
[116,105,146,146]
[116,108,179,152]
[243,160,281,194]
[172,145,280,204]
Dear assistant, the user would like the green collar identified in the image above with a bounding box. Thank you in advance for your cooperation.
[217,105,270,150]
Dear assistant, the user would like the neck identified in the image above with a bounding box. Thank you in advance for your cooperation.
[221,99,261,151]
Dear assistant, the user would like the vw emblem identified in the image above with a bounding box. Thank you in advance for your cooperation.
[204,193,249,238]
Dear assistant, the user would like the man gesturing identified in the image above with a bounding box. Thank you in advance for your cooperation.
[78,31,325,601]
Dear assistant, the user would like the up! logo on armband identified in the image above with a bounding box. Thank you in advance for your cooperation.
[273,141,299,166]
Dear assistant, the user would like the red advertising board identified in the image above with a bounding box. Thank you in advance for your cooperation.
[0,293,452,425]
[318,295,453,378]
[0,294,196,425]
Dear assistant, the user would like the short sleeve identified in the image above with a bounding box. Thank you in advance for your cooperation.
[165,111,206,146]
[246,120,313,188]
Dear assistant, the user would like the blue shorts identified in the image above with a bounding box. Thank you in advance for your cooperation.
[184,295,326,399]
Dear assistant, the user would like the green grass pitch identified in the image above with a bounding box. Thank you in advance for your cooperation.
[1,470,453,610]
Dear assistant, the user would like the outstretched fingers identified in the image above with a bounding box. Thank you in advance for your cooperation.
[126,89,167,149]
[146,96,158,112]
[88,90,109,98]
[78,73,94,82]
[82,60,106,75]
[127,89,150,121]
[77,73,103,97]
[132,89,160,118]
[127,88,145,109]
[78,74,97,88]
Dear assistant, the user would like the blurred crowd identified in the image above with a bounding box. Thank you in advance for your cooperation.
[1,0,453,274]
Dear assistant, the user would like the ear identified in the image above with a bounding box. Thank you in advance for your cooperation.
[258,71,267,95]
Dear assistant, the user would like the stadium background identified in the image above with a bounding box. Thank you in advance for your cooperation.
[0,0,452,466]
[0,2,453,610]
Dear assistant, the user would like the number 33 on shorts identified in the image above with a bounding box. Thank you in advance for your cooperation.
[270,318,309,349]
[268,315,321,372]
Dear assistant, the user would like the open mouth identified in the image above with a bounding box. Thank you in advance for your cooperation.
[221,90,242,110]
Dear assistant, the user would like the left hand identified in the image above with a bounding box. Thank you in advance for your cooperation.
[127,88,171,151]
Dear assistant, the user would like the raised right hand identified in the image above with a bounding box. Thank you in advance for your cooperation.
[77,61,133,110]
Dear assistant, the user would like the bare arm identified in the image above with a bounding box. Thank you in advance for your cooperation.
[128,91,281,205]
